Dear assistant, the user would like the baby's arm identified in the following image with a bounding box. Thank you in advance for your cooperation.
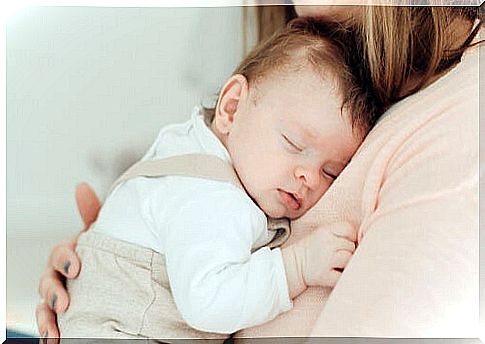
[162,182,355,334]
[163,186,292,334]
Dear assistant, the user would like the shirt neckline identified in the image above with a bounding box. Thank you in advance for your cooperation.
[191,106,233,164]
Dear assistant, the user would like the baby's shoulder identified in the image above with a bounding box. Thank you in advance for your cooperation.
[151,120,199,156]
[148,176,267,238]
[155,175,255,212]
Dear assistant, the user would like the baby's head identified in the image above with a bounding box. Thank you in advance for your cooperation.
[207,18,380,220]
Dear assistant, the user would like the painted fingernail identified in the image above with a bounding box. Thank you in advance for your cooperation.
[51,294,58,311]
[63,260,71,274]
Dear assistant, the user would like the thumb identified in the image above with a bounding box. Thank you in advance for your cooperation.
[75,182,102,230]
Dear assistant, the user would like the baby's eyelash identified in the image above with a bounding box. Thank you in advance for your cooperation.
[282,134,303,152]
[321,168,339,180]
[322,170,337,180]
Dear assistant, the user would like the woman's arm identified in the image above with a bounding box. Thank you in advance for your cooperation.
[35,183,101,338]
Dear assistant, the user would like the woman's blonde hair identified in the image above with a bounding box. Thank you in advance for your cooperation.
[246,4,482,110]
[359,5,482,106]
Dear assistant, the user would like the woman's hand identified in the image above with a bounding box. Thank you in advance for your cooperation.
[35,183,102,339]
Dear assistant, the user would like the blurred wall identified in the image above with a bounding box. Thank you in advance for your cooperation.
[6,6,244,334]
[7,6,244,238]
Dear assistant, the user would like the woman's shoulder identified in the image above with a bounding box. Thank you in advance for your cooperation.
[362,45,478,153]
[343,47,479,222]
[378,45,478,128]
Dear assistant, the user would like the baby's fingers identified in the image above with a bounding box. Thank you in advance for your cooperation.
[330,222,357,242]
[325,269,342,287]
[333,250,353,270]
[38,269,70,314]
[334,236,356,253]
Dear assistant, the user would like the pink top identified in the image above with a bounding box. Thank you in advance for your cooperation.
[235,43,479,339]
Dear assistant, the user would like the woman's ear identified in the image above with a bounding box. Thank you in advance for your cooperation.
[214,74,249,135]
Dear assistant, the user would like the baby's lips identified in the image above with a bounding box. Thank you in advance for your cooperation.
[293,193,304,208]
[286,190,302,210]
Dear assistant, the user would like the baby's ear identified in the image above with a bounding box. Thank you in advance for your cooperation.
[214,74,248,135]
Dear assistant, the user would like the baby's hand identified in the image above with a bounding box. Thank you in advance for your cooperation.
[302,223,356,287]
[282,223,356,298]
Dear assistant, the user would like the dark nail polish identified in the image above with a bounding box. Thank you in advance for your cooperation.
[63,260,71,275]
[51,294,58,310]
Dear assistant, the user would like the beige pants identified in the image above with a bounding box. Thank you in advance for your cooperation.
[58,231,228,343]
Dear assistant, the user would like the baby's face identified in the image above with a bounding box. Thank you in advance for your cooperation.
[224,68,362,219]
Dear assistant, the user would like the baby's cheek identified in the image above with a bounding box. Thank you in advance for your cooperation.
[310,185,330,206]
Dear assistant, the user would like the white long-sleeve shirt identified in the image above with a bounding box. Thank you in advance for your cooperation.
[93,107,292,333]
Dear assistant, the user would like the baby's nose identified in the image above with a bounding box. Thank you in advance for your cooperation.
[295,164,321,190]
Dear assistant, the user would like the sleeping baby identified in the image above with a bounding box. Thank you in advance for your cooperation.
[58,18,380,341]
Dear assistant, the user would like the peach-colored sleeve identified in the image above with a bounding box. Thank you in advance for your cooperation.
[310,95,479,337]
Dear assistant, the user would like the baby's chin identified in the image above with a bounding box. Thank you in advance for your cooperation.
[275,205,310,220]
[260,202,303,220]
[256,201,284,219]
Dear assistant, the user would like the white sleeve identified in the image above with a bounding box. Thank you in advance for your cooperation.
[161,183,292,334]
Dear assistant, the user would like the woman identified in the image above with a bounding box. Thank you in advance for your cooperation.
[36,4,482,339]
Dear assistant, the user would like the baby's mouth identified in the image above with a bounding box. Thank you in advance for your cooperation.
[278,189,302,211]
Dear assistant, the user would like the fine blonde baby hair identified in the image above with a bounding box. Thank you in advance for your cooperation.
[204,17,382,139]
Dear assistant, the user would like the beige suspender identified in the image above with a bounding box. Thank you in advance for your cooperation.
[109,154,243,194]
[109,153,291,249]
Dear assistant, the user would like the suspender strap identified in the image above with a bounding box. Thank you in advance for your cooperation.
[109,153,243,195]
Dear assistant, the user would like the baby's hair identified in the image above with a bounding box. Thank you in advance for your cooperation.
[203,17,382,138]
[246,5,483,122]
